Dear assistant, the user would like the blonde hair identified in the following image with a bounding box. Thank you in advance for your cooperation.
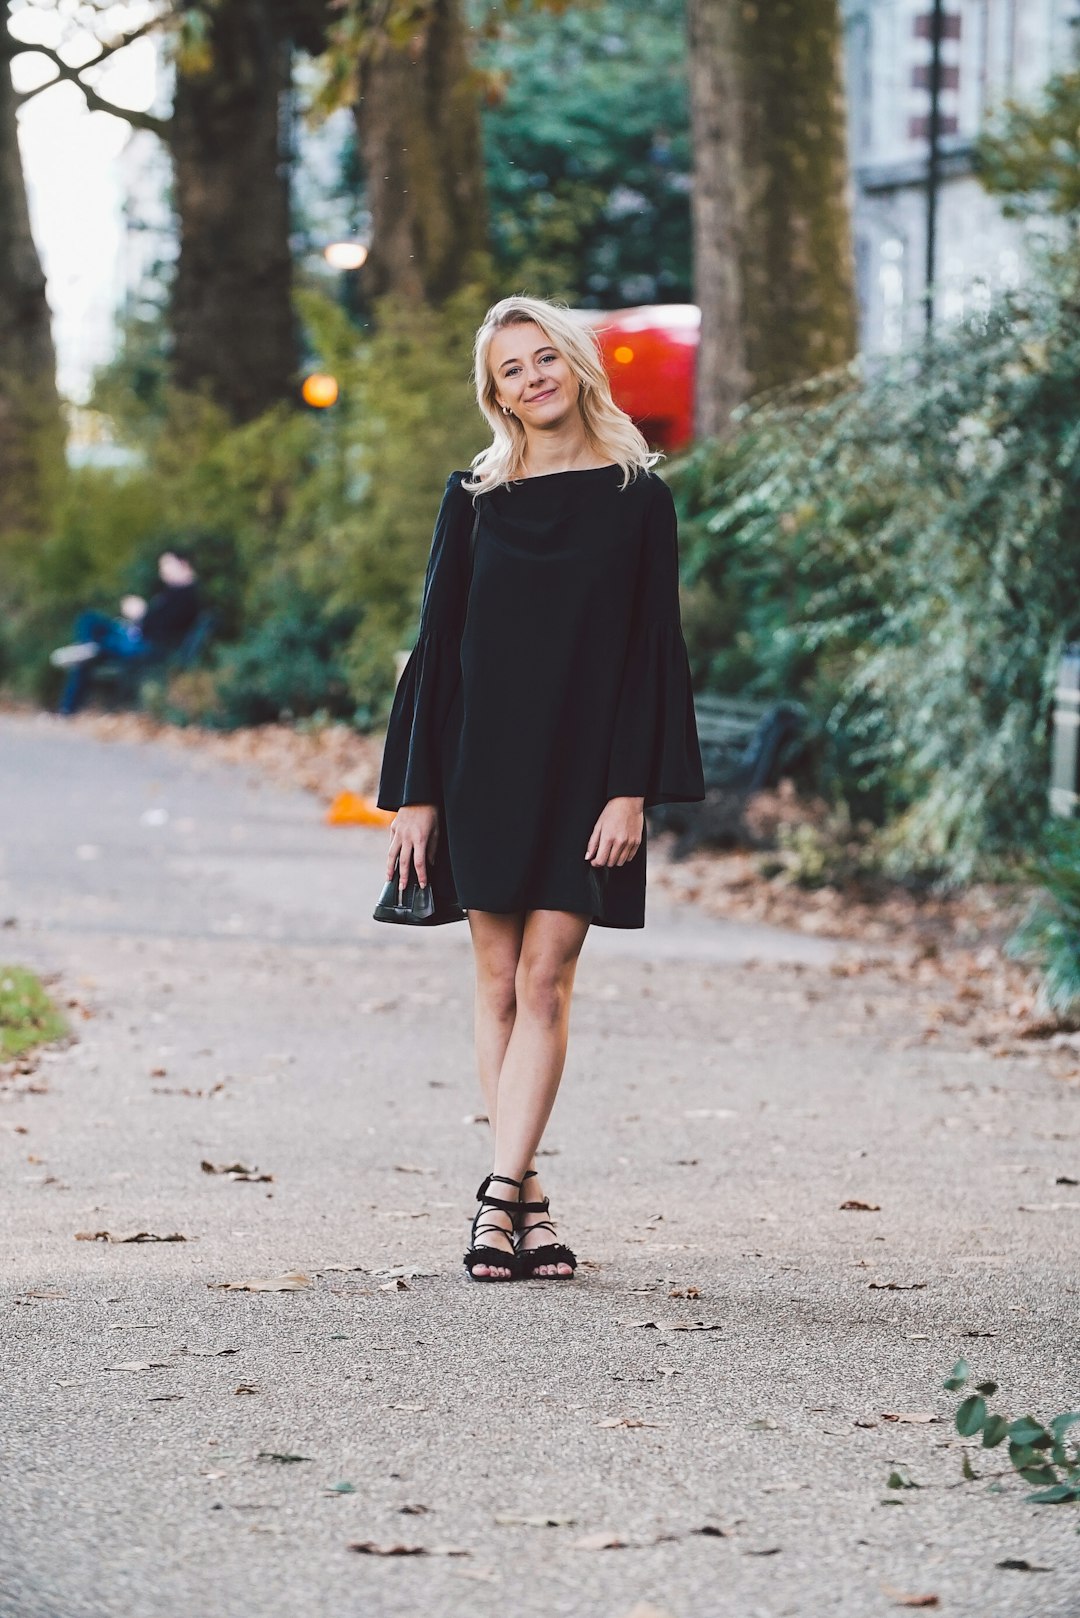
[463,294,662,496]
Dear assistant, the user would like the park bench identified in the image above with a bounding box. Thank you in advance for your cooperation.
[648,693,809,858]
[92,610,216,709]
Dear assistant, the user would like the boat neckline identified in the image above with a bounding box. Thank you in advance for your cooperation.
[509,463,621,483]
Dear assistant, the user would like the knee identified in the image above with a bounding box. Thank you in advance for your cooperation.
[477,965,517,1022]
[515,958,572,1026]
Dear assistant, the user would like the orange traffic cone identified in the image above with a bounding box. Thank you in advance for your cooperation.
[326,791,395,827]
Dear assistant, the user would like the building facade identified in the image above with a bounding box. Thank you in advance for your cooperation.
[843,0,1080,352]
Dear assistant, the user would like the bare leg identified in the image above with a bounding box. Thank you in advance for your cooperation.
[467,907,590,1277]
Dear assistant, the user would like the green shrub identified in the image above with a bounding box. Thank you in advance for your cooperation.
[1005,819,1080,1022]
[669,274,1080,886]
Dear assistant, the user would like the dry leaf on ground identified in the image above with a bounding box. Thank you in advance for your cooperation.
[201,1160,273,1183]
[881,1412,937,1425]
[574,1531,629,1551]
[882,1592,939,1610]
[347,1541,469,1557]
[105,1361,171,1372]
[75,1230,187,1243]
[840,1200,881,1212]
[869,1280,927,1291]
[594,1417,666,1429]
[209,1272,311,1292]
[623,1319,722,1332]
[997,1558,1052,1572]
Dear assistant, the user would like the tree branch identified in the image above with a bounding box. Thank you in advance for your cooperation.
[13,34,170,134]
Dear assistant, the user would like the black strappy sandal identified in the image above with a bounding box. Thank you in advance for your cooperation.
[464,1173,523,1282]
[516,1170,578,1279]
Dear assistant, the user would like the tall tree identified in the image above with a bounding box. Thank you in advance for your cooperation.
[14,0,325,422]
[348,0,488,305]
[170,0,313,417]
[0,20,62,540]
[687,0,857,440]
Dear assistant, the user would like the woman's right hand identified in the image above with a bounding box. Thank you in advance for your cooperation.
[387,804,439,893]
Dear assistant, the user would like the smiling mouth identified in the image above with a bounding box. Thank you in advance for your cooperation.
[528,388,557,403]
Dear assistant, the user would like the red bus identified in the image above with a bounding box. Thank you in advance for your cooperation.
[574,303,699,451]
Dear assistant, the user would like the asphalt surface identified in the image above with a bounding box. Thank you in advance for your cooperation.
[1,712,1077,1618]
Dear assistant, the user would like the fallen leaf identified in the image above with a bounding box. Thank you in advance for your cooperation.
[201,1160,272,1183]
[75,1230,187,1243]
[622,1319,722,1332]
[594,1417,665,1429]
[375,1266,438,1281]
[494,1512,576,1528]
[393,1164,433,1175]
[840,1200,881,1212]
[17,1290,65,1300]
[869,1280,927,1291]
[379,1278,409,1292]
[398,1502,430,1515]
[997,1558,1052,1572]
[693,1524,727,1537]
[210,1272,311,1292]
[105,1361,171,1373]
[234,1384,260,1395]
[881,1412,937,1425]
[882,1591,939,1609]
[347,1541,468,1557]
[668,1286,700,1299]
[744,1546,782,1556]
[148,1392,184,1402]
[574,1531,628,1551]
[257,1452,311,1464]
[1018,1202,1080,1213]
[747,1417,779,1432]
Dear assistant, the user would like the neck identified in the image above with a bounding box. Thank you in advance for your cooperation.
[519,418,597,478]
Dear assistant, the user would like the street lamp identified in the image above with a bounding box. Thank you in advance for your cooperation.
[323,241,369,272]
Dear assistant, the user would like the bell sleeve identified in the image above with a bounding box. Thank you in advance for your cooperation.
[376,472,472,810]
[605,476,706,809]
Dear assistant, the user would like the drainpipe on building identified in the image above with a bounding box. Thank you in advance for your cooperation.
[924,0,946,334]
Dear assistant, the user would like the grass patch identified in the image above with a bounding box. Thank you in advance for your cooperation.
[0,966,67,1059]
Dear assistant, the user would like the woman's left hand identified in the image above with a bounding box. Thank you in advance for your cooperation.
[585,797,645,868]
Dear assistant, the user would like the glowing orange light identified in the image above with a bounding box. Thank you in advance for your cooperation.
[613,345,635,364]
[302,373,339,408]
[324,241,369,271]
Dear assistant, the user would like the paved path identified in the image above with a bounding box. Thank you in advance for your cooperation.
[0,713,1077,1618]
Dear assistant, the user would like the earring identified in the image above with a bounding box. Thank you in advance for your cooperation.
[502,406,512,416]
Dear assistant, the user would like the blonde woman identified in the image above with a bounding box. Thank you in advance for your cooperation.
[377,294,704,1282]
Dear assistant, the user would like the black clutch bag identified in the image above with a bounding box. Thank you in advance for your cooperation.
[373,856,466,926]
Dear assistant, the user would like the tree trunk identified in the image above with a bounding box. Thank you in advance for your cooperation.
[354,0,488,306]
[0,34,62,539]
[688,0,857,440]
[170,0,298,420]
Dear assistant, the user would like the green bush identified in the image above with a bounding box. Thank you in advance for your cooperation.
[1005,819,1080,1022]
[668,274,1080,886]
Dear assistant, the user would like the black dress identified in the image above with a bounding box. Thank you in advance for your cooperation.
[376,464,705,928]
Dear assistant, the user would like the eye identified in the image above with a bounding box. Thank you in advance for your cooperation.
[540,352,557,363]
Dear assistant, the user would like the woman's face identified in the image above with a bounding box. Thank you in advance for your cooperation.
[490,321,581,429]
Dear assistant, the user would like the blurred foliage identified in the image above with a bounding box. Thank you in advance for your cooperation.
[0,966,66,1060]
[2,286,487,727]
[473,0,691,305]
[668,272,1080,887]
[1005,820,1080,1023]
[976,69,1080,221]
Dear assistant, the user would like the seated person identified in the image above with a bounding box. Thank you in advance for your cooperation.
[51,550,202,715]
